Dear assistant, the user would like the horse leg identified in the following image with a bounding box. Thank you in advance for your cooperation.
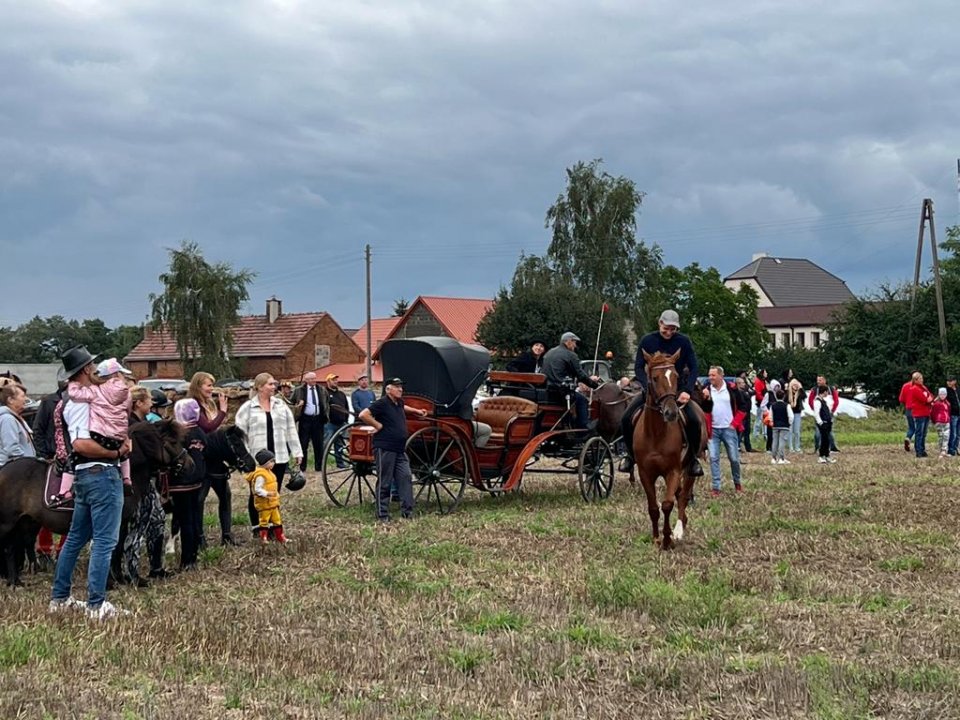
[660,470,680,551]
[639,472,660,545]
[4,540,22,587]
[676,472,696,543]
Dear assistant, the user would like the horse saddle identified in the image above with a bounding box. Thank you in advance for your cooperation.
[43,463,74,512]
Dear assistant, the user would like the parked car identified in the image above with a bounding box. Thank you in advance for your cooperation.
[137,378,189,394]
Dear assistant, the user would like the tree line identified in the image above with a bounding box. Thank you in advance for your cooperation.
[0,316,143,365]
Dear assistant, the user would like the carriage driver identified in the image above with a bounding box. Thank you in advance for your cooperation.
[619,310,703,476]
[541,332,601,430]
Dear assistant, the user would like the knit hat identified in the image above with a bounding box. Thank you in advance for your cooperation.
[173,398,201,426]
[939,387,948,398]
[255,449,275,466]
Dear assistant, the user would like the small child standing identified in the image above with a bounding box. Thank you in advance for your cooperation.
[770,388,795,465]
[57,358,133,502]
[246,450,287,545]
[932,388,951,458]
[813,385,836,464]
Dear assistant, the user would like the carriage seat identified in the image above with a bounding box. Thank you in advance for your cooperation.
[475,396,538,443]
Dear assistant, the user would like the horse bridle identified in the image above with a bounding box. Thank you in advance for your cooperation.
[647,364,679,415]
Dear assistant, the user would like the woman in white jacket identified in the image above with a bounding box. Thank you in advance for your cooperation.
[235,373,302,531]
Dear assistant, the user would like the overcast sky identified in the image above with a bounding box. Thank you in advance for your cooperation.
[2,0,959,330]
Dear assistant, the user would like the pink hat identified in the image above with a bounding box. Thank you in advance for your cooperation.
[173,398,201,426]
[96,358,133,378]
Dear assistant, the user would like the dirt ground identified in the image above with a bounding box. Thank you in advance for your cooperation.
[1,426,958,719]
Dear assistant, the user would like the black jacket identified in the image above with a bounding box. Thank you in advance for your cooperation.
[32,389,64,460]
[327,388,349,425]
[292,383,329,422]
[506,350,542,373]
[634,332,698,394]
[947,386,960,417]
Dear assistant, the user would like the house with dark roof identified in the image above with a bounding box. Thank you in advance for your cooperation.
[124,297,365,380]
[724,254,856,349]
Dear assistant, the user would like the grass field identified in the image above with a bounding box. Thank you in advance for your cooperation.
[3,410,959,719]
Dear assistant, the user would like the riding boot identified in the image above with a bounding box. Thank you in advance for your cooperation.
[682,403,704,477]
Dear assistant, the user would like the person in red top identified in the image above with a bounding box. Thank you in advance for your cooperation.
[931,388,951,458]
[898,376,916,452]
[807,374,840,453]
[906,372,934,458]
[751,369,768,440]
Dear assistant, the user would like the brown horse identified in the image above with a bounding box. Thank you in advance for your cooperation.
[0,420,190,585]
[632,349,708,550]
[589,381,634,443]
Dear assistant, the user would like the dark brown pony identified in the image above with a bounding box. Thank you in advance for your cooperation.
[0,420,189,585]
[632,350,708,550]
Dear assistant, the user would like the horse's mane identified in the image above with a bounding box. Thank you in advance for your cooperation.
[130,419,186,444]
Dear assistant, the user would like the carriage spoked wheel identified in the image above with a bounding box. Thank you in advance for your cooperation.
[405,426,468,514]
[578,436,615,502]
[321,424,378,508]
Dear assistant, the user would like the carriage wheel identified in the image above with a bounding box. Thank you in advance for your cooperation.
[322,424,378,508]
[578,436,614,502]
[405,426,468,514]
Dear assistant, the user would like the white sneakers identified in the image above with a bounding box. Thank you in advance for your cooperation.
[771,458,792,465]
[48,596,85,613]
[818,457,837,464]
[86,600,130,620]
[50,596,129,620]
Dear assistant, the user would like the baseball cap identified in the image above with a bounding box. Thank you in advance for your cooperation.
[325,373,339,381]
[96,358,133,378]
[561,332,580,343]
[356,371,369,380]
[386,377,404,385]
[658,309,681,328]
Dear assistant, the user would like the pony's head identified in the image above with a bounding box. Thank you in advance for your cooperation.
[224,425,256,473]
[643,349,681,422]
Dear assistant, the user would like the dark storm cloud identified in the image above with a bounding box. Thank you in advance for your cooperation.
[1,0,958,329]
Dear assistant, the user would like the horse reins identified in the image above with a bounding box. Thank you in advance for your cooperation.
[647,364,680,416]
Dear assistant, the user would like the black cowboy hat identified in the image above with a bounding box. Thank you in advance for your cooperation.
[150,389,172,408]
[286,467,307,491]
[61,345,100,379]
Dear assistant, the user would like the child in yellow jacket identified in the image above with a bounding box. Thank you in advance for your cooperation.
[246,450,287,544]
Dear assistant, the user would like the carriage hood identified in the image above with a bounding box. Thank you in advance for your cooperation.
[379,337,490,420]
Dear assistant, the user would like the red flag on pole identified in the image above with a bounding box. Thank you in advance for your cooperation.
[602,303,609,313]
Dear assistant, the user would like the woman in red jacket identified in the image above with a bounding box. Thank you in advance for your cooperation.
[906,373,934,458]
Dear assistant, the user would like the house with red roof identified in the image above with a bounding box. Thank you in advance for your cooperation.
[371,295,493,360]
[124,297,365,380]
[351,316,402,358]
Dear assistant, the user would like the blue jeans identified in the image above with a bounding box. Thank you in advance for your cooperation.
[52,465,124,608]
[905,410,915,441]
[789,413,802,452]
[324,422,347,467]
[949,416,959,455]
[913,416,929,457]
[709,426,741,491]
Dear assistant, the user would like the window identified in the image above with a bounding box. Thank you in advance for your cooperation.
[781,332,790,348]
[795,332,805,348]
[314,344,331,368]
[812,332,821,348]
[769,333,776,347]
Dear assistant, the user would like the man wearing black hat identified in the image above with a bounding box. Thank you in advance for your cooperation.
[357,378,428,522]
[541,332,600,430]
[619,310,702,476]
[50,346,132,620]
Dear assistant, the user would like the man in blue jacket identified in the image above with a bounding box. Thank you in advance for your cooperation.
[619,309,702,476]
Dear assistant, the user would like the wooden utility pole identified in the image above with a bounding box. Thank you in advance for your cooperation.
[365,244,373,381]
[908,199,948,353]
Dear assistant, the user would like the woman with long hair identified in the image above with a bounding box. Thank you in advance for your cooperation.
[234,373,301,535]
[187,372,236,545]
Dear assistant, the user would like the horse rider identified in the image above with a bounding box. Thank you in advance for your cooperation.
[541,332,600,430]
[619,309,703,476]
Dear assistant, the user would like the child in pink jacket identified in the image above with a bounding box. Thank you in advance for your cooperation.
[56,358,133,502]
[932,388,952,458]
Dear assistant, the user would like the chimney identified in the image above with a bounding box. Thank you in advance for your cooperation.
[752,252,768,262]
[266,297,282,324]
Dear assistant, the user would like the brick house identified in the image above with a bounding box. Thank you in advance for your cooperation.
[371,296,493,360]
[124,297,365,380]
[724,254,856,349]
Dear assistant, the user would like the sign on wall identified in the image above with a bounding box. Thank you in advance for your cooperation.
[315,344,331,368]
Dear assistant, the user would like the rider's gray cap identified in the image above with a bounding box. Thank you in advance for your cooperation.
[658,309,681,328]
[561,332,580,343]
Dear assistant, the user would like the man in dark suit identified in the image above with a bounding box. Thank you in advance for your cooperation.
[292,372,329,472]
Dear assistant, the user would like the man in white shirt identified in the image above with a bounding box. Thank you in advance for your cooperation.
[49,346,132,621]
[703,365,744,497]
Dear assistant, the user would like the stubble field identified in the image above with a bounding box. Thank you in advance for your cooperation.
[1,413,959,719]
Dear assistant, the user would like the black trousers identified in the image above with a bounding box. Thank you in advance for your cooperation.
[818,421,833,457]
[248,463,286,530]
[170,488,202,568]
[200,474,233,541]
[298,415,325,471]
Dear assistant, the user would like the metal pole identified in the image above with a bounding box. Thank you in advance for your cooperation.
[926,200,948,354]
[908,201,926,341]
[365,244,373,381]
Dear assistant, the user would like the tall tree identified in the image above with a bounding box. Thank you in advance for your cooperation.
[149,241,254,378]
[545,159,662,329]
[476,255,629,375]
[392,297,410,317]
[653,263,768,371]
